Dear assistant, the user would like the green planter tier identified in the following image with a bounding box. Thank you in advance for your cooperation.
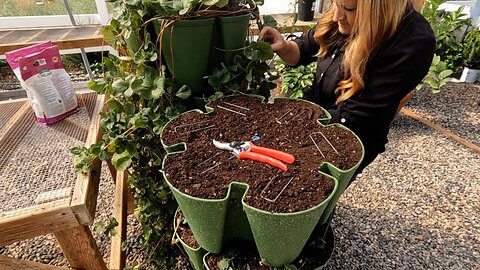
[203,225,334,270]
[174,208,207,270]
[155,18,215,94]
[161,95,364,267]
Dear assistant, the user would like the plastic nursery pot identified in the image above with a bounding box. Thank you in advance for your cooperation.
[210,13,251,68]
[460,67,480,83]
[174,208,207,270]
[154,18,215,94]
[298,0,316,22]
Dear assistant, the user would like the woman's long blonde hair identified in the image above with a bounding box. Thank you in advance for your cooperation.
[314,0,413,104]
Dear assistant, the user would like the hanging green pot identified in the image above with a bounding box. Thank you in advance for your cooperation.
[174,208,207,270]
[155,18,215,94]
[210,13,251,70]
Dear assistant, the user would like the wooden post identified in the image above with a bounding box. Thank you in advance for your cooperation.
[0,255,68,270]
[54,225,108,270]
[110,170,128,270]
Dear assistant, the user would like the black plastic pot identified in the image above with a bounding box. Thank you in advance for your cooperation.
[298,0,316,22]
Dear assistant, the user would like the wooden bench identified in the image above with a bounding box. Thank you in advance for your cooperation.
[0,25,104,55]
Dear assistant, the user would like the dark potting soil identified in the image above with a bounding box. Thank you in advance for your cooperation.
[205,240,273,270]
[205,230,334,270]
[176,210,200,249]
[162,95,362,213]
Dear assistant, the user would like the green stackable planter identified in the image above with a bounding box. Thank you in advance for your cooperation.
[215,13,251,67]
[317,127,364,224]
[161,95,364,267]
[174,208,207,270]
[154,18,215,94]
[268,98,365,224]
[242,174,337,267]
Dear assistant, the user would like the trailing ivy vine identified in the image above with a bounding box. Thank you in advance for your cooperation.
[71,0,278,268]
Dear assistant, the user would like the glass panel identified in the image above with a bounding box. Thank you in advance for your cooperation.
[0,0,100,17]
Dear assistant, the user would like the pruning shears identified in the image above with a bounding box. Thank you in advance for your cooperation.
[212,139,295,172]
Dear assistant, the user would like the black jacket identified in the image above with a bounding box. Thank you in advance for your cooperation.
[293,10,436,171]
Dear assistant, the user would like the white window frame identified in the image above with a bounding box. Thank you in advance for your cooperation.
[0,0,110,29]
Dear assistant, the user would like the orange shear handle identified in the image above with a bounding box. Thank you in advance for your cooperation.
[249,142,295,164]
[238,151,288,172]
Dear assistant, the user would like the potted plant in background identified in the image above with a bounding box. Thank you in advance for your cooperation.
[460,28,480,83]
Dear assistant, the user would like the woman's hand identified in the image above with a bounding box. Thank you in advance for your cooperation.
[259,27,301,66]
[259,27,287,53]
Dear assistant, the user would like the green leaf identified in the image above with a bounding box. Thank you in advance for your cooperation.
[112,79,129,93]
[125,0,140,5]
[102,27,117,46]
[152,76,165,99]
[175,85,191,99]
[124,87,134,97]
[438,69,453,80]
[87,80,106,93]
[263,15,278,28]
[107,99,122,112]
[112,150,133,171]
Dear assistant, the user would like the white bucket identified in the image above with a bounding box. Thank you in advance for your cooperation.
[460,67,480,83]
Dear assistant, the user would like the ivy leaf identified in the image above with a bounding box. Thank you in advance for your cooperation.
[263,15,278,28]
[95,217,118,237]
[102,26,117,46]
[112,149,133,171]
[124,87,134,97]
[175,85,191,99]
[112,79,129,93]
[208,91,224,102]
[152,76,165,99]
[87,80,107,93]
[131,79,143,92]
[107,98,122,112]
[218,258,231,270]
[257,41,274,61]
[125,0,140,5]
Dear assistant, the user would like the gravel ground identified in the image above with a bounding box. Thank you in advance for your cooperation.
[0,67,478,269]
[328,83,480,269]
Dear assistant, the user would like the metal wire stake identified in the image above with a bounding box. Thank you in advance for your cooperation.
[309,133,325,158]
[198,155,235,175]
[216,105,247,116]
[222,102,250,111]
[285,109,306,124]
[318,131,340,156]
[275,108,295,124]
[196,152,221,168]
[260,174,297,203]
[174,120,211,133]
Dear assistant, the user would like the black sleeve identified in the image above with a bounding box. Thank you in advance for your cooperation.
[328,17,436,169]
[292,28,320,67]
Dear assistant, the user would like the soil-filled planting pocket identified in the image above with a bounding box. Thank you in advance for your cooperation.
[161,95,364,267]
[174,208,207,270]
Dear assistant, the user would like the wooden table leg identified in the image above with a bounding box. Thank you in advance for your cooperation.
[53,225,108,270]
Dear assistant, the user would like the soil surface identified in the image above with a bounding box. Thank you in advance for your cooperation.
[205,227,334,270]
[176,211,200,249]
[162,95,363,213]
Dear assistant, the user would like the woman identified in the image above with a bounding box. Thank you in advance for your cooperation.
[260,0,435,175]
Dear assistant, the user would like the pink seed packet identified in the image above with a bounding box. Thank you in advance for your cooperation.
[6,43,78,125]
